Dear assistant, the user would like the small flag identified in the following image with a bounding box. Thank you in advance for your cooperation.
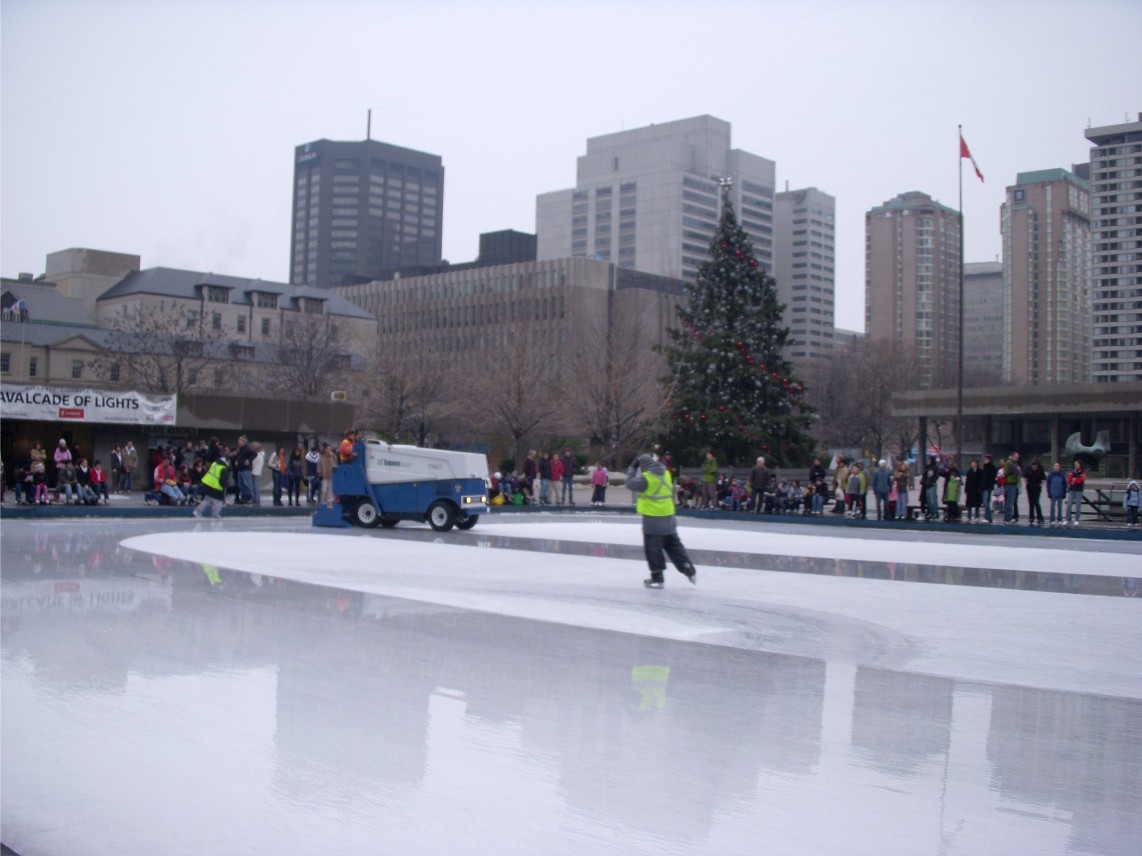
[960,134,984,183]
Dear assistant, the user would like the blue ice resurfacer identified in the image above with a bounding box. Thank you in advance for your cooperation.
[313,439,489,531]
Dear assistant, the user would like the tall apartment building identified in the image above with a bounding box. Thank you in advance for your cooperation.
[1085,115,1142,382]
[865,191,962,388]
[1000,169,1092,386]
[962,261,1005,384]
[290,138,444,288]
[773,187,836,364]
[536,116,776,284]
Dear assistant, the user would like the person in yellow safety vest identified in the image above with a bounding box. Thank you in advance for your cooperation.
[626,453,697,589]
[193,456,230,520]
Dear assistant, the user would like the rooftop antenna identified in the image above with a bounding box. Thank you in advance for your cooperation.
[366,109,372,141]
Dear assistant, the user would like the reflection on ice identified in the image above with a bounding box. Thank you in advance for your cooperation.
[2,520,1140,856]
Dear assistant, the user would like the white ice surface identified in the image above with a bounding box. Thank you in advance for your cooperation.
[510,518,1142,576]
[5,518,1141,856]
[122,520,1142,699]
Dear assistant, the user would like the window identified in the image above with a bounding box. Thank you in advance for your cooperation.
[261,318,271,337]
[213,368,224,386]
[0,352,9,373]
[28,356,37,378]
[237,315,247,334]
[188,368,198,385]
[212,312,222,331]
[256,293,277,309]
[71,360,83,380]
[185,310,198,330]
[206,286,229,304]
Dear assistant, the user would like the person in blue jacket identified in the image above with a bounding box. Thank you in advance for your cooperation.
[1045,461,1067,527]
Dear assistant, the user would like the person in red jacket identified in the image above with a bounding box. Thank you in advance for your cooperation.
[154,456,187,505]
[550,452,565,504]
[1065,460,1086,526]
[89,460,110,504]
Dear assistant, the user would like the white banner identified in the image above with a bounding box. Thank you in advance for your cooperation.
[0,384,177,425]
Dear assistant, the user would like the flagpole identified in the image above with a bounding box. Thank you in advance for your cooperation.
[956,125,964,464]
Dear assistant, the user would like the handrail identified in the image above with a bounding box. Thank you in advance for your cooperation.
[1084,488,1115,522]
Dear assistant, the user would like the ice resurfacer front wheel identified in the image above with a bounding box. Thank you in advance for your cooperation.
[427,500,456,532]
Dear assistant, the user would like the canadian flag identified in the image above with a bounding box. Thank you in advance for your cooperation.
[960,134,984,182]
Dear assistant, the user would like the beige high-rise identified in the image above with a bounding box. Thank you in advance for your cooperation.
[1000,169,1092,386]
[773,187,836,367]
[1085,116,1142,383]
[865,191,962,388]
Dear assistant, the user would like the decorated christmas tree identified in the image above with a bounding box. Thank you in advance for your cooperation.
[661,186,813,466]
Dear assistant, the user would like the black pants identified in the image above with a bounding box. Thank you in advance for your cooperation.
[644,532,694,578]
[1027,487,1044,524]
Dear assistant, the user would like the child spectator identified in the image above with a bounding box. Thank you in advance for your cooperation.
[728,478,746,511]
[591,463,608,506]
[1124,479,1140,528]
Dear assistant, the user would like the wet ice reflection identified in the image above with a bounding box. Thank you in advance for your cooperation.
[2,519,1140,856]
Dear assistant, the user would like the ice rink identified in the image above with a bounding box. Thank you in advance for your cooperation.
[2,514,1140,856]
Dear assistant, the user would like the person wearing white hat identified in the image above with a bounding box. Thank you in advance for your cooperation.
[871,459,892,520]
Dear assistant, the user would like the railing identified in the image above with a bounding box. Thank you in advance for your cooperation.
[1086,487,1120,523]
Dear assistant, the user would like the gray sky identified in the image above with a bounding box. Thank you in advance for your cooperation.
[2,0,1139,330]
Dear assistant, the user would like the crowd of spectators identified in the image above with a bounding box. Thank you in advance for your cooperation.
[1,435,335,509]
[3,437,1139,530]
[666,451,1137,529]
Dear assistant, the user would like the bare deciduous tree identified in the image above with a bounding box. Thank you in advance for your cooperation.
[90,301,230,394]
[567,297,665,467]
[364,349,454,446]
[458,318,567,467]
[269,312,360,399]
[803,339,920,460]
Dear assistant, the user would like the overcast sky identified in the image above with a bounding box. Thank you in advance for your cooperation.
[2,0,1139,330]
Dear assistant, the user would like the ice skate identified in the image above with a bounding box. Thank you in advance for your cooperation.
[643,577,664,589]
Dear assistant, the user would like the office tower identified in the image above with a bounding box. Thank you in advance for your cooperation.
[773,187,836,365]
[536,116,776,283]
[865,191,962,388]
[1000,169,1092,385]
[962,261,1005,385]
[290,138,443,288]
[1085,115,1142,382]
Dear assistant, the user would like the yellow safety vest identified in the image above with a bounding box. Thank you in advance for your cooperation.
[200,461,225,492]
[637,470,675,517]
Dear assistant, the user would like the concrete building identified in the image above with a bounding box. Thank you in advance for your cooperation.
[773,187,836,365]
[1085,115,1142,383]
[43,248,142,316]
[1000,169,1092,386]
[339,257,683,368]
[338,257,685,457]
[865,191,962,388]
[1,249,375,396]
[1,249,366,489]
[536,116,776,284]
[962,261,1005,385]
[290,138,444,288]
